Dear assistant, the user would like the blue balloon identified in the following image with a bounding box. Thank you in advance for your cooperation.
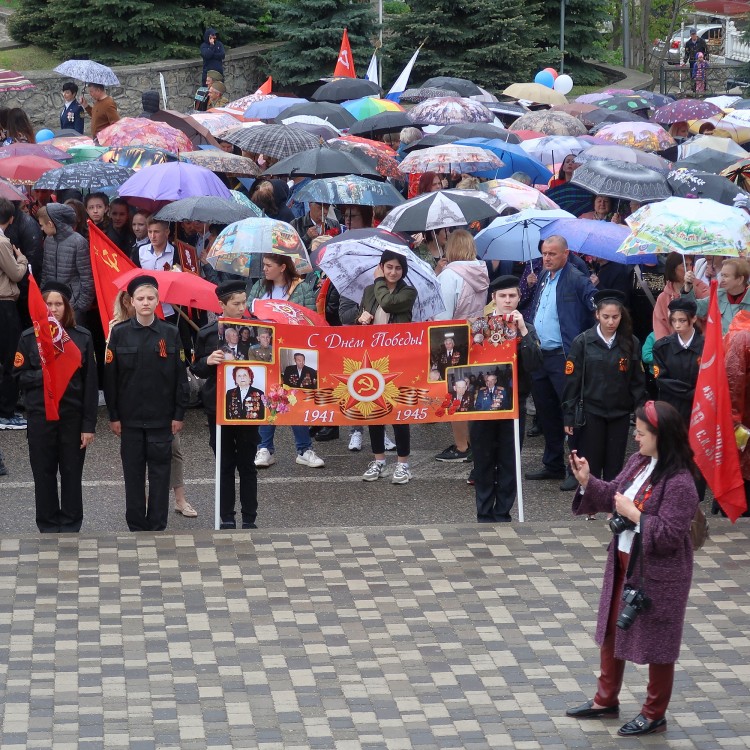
[534,70,555,89]
[36,129,55,143]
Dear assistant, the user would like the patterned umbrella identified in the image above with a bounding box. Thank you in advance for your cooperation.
[33,162,134,191]
[422,76,483,97]
[263,145,381,179]
[218,93,268,116]
[230,190,260,211]
[479,179,559,211]
[571,160,671,202]
[325,139,401,178]
[594,122,675,152]
[454,138,552,183]
[667,168,745,205]
[591,95,652,115]
[250,299,329,327]
[713,115,750,144]
[503,83,568,106]
[243,96,308,119]
[619,196,750,257]
[100,146,178,170]
[576,144,672,173]
[49,135,93,152]
[632,90,674,108]
[190,112,249,136]
[348,111,413,137]
[0,69,34,93]
[399,144,504,174]
[679,134,748,159]
[0,143,71,161]
[155,196,262,224]
[706,95,742,109]
[721,158,750,191]
[342,97,404,120]
[509,111,588,137]
[407,97,494,125]
[0,156,62,185]
[519,135,591,165]
[337,135,396,154]
[66,144,109,163]
[181,151,261,176]
[312,79,380,103]
[440,123,520,143]
[584,108,646,128]
[54,59,119,86]
[400,87,455,103]
[545,182,597,215]
[96,118,194,152]
[220,124,320,159]
[653,99,723,124]
[295,175,404,206]
[379,190,500,232]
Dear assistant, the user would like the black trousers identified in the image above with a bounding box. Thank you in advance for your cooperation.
[207,417,260,523]
[576,412,630,482]
[530,349,568,473]
[120,426,173,531]
[83,307,106,389]
[27,415,85,533]
[471,409,526,522]
[0,300,20,418]
[369,424,410,457]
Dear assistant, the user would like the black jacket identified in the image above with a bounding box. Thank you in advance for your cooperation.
[515,321,544,399]
[200,28,225,80]
[652,331,704,424]
[7,204,43,272]
[684,36,708,65]
[104,317,189,428]
[60,100,85,134]
[191,320,222,416]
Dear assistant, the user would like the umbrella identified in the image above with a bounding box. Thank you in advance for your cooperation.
[538,218,654,264]
[273,102,356,129]
[230,190,259,211]
[243,96,307,120]
[479,178,559,211]
[712,116,750,144]
[619,197,750,257]
[487,101,531,120]
[379,190,500,232]
[591,95,652,115]
[721,158,750,191]
[114,268,222,312]
[706,95,742,109]
[667,168,745,205]
[0,178,26,201]
[519,135,591,165]
[571,160,671,202]
[503,83,567,106]
[400,87,456,103]
[575,91,617,104]
[453,138,552,183]
[676,150,742,175]
[100,146,179,170]
[280,116,341,140]
[474,208,576,261]
[316,230,444,321]
[190,112,251,137]
[180,150,261,176]
[312,79,381,103]
[576,144,672,173]
[342,97,404,120]
[263,145,381,179]
[653,99,723,124]
[220,124,320,160]
[295,175,404,207]
[509,111,588,137]
[325,139,401,178]
[49,135,93,152]
[0,69,34,93]
[679,134,748,159]
[251,298,329,327]
[118,162,232,211]
[583,108,647,128]
[0,143,71,162]
[594,122,675,152]
[220,93,269,115]
[33,161,134,191]
[398,144,504,174]
[471,87,499,103]
[96,118,194,152]
[149,110,221,148]
[206,217,311,277]
[66,144,109,163]
[54,59,119,86]
[348,111,414,137]
[402,134,459,152]
[440,123,520,143]
[407,97,494,125]
[422,76,483,97]
[545,182,597,216]
[633,90,674,108]
[155,195,262,224]
[0,155,63,185]
[551,102,600,118]
[335,134,397,155]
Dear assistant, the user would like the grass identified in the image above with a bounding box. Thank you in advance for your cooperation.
[0,45,62,71]
[570,84,607,97]
[0,0,20,7]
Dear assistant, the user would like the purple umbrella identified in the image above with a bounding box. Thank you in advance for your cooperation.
[0,142,72,161]
[653,99,723,124]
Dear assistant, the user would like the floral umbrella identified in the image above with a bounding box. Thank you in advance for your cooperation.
[398,144,504,174]
[100,146,178,170]
[618,196,750,257]
[181,150,261,176]
[593,122,675,152]
[190,112,248,136]
[653,99,723,124]
[49,135,93,152]
[96,117,195,153]
[325,139,401,178]
[341,97,404,120]
[407,97,494,125]
[479,179,559,211]
[54,59,119,86]
[218,93,268,116]
[509,111,587,137]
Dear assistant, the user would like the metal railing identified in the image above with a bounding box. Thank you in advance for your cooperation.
[654,60,748,97]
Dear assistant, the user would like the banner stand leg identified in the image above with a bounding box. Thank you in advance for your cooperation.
[514,418,524,523]
[214,423,222,531]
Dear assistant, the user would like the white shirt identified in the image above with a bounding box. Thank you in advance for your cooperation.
[679,331,696,350]
[618,457,657,554]
[596,325,617,349]
[138,242,177,316]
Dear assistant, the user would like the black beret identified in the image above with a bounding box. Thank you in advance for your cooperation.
[489,274,521,293]
[126,274,159,298]
[40,280,72,300]
[593,289,627,306]
[668,297,698,316]
[216,280,246,300]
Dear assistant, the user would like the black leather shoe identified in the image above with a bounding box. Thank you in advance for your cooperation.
[527,422,542,438]
[220,518,236,530]
[617,714,666,736]
[565,700,619,719]
[525,467,566,481]
[559,473,579,491]
[314,427,340,442]
[242,522,257,529]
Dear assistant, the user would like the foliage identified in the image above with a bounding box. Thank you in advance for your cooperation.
[384,1,409,13]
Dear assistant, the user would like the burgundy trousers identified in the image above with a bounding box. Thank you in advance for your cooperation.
[594,550,675,720]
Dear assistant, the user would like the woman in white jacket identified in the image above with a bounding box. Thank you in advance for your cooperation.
[433,230,489,463]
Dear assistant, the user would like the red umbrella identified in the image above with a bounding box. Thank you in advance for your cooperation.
[0,143,72,161]
[0,178,26,201]
[0,155,62,185]
[113,269,222,313]
[250,299,328,327]
[511,130,547,141]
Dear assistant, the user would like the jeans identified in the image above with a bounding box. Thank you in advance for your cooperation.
[259,424,311,455]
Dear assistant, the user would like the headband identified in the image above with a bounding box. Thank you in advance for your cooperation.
[644,400,659,429]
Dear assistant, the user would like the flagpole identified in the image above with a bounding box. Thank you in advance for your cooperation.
[214,423,222,530]
[378,0,383,88]
[514,418,524,522]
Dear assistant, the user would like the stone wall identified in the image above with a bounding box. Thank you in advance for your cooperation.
[2,42,278,132]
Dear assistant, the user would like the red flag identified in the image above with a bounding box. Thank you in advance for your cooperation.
[689,280,747,522]
[255,76,272,95]
[334,28,356,78]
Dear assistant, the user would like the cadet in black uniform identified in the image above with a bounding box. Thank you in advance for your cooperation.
[104,275,189,532]
[13,281,98,532]
[563,290,646,506]
[470,275,543,522]
[191,280,260,529]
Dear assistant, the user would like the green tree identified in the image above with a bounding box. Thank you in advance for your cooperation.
[266,0,377,89]
[7,0,59,49]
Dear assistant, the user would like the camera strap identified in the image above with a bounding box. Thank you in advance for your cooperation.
[625,522,646,583]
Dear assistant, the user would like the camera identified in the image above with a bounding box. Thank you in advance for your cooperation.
[616,585,651,631]
[608,512,636,535]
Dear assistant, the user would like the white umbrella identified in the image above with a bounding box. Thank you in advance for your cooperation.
[379,190,500,232]
[54,59,119,86]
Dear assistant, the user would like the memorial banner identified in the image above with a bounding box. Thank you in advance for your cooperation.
[215,317,519,427]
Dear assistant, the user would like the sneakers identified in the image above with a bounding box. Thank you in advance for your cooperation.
[0,414,26,430]
[362,460,385,481]
[296,449,325,468]
[348,431,362,451]
[384,433,397,451]
[98,390,107,408]
[435,444,472,462]
[254,448,276,468]
[220,518,236,530]
[391,463,412,485]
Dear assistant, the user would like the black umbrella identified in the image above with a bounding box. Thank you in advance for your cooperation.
[571,160,671,202]
[220,125,321,160]
[312,79,380,103]
[262,145,382,179]
[667,168,745,205]
[349,111,416,137]
[273,101,356,130]
[584,109,648,129]
[674,150,741,174]
[402,134,459,153]
[154,196,262,224]
[440,123,521,143]
[422,76,483,97]
[400,87,455,103]
[33,162,134,191]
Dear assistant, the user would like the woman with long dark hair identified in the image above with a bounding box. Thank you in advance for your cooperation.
[566,400,700,737]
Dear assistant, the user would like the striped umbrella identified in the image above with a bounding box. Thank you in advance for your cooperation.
[220,124,320,159]
[0,69,34,93]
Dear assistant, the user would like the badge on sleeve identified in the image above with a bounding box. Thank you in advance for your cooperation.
[565,360,574,375]
[13,352,23,368]
[159,339,167,358]
[652,364,660,378]
[105,349,114,364]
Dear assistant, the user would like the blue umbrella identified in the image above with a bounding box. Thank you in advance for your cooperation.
[244,97,308,119]
[539,219,657,264]
[453,138,553,183]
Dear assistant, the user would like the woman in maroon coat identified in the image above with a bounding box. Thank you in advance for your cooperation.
[565,400,699,736]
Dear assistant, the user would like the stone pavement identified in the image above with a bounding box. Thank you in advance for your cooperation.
[0,522,748,749]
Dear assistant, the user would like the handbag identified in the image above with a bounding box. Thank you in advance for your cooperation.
[573,338,586,428]
[690,504,709,551]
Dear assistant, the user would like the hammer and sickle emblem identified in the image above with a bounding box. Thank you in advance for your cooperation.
[357,375,376,393]
[101,247,120,272]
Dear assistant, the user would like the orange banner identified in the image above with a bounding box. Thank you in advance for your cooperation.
[215,319,519,426]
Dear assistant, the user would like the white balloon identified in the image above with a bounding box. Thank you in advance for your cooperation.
[554,74,574,95]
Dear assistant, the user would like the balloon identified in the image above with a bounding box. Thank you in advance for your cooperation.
[554,74,574,95]
[543,67,559,80]
[36,129,55,143]
[534,71,555,89]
